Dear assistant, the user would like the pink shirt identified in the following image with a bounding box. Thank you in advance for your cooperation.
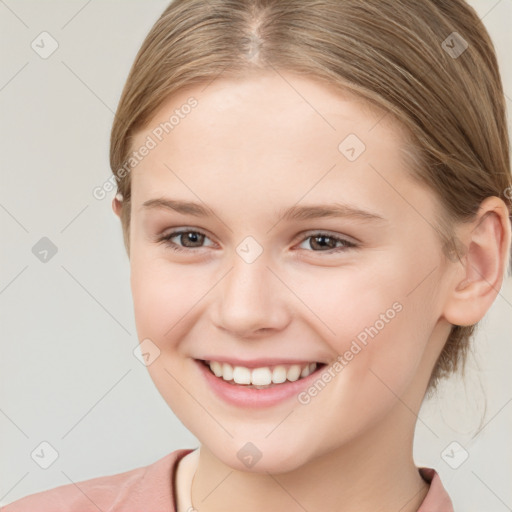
[1,449,454,511]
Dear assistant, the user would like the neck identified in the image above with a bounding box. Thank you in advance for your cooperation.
[191,401,429,512]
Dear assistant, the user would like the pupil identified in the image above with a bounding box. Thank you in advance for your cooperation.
[313,235,335,250]
[184,232,202,247]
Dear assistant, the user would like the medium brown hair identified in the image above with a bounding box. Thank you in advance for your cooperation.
[110,0,511,393]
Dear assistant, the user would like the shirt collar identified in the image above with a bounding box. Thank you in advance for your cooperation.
[417,467,454,512]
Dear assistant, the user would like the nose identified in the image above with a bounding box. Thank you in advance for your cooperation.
[212,253,291,339]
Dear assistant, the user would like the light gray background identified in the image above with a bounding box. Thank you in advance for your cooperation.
[1,0,511,509]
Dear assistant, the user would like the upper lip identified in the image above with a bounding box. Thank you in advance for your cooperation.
[198,357,325,368]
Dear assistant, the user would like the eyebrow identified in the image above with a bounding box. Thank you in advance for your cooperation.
[141,197,386,223]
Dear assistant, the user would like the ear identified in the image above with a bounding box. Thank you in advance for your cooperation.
[442,196,511,327]
[112,193,123,218]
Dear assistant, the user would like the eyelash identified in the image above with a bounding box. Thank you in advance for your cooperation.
[157,229,357,254]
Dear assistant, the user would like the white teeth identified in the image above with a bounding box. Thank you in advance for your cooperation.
[221,363,233,381]
[286,364,302,382]
[251,367,272,386]
[300,365,311,378]
[210,361,223,377]
[272,365,287,384]
[206,361,318,386]
[232,366,251,384]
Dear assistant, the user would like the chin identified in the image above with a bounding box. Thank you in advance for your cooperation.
[204,437,318,475]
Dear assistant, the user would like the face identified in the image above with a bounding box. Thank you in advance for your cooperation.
[124,71,454,473]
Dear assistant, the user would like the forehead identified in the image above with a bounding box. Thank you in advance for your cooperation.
[137,70,401,148]
[128,71,418,214]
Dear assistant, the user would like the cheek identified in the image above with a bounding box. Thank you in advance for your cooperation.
[292,264,400,343]
[288,274,430,446]
[293,262,432,388]
[129,253,209,344]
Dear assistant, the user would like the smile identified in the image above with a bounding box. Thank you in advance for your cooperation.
[195,359,328,408]
[204,360,320,388]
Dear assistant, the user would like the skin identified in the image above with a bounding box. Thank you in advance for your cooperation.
[113,70,511,512]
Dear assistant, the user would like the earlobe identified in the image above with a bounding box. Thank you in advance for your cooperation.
[112,193,123,218]
[442,197,511,327]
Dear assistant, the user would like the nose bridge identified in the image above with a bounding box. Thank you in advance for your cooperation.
[213,245,288,336]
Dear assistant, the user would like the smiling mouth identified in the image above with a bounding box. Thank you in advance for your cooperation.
[198,359,327,389]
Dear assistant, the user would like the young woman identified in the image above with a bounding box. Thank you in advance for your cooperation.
[4,0,511,510]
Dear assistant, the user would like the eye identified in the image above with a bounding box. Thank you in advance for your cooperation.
[157,229,357,254]
[158,229,215,252]
[296,232,357,253]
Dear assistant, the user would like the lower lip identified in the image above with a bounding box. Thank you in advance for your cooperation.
[195,360,326,408]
